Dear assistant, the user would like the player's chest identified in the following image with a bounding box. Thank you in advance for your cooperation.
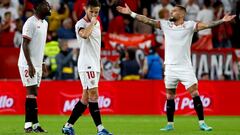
[34,22,47,36]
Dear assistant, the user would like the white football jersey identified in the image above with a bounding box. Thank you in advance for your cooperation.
[160,20,197,66]
[75,18,101,72]
[18,16,48,68]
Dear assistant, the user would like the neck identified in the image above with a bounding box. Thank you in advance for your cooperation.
[174,19,184,26]
[84,15,90,22]
[35,13,44,20]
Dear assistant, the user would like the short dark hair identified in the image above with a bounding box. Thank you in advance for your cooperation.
[204,0,211,8]
[32,0,47,10]
[86,0,101,8]
[175,5,187,13]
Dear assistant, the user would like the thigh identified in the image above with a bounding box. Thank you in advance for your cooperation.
[19,66,42,87]
[164,75,178,89]
[179,69,198,90]
[79,71,100,90]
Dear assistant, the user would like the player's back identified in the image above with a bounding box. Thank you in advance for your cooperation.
[18,15,48,68]
[160,20,196,66]
[75,18,101,72]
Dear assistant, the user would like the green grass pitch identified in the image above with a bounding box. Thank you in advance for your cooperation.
[0,115,240,135]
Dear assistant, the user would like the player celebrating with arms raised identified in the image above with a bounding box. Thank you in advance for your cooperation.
[18,0,51,133]
[117,3,235,131]
[62,0,113,135]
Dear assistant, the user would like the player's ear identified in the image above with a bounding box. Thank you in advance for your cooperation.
[83,6,87,12]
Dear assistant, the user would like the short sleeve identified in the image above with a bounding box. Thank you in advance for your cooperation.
[189,20,197,31]
[159,19,168,31]
[75,19,86,34]
[22,20,34,40]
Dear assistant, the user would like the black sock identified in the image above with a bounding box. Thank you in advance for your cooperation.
[67,101,87,125]
[30,98,38,124]
[166,99,175,122]
[89,102,102,127]
[25,98,32,123]
[193,96,204,121]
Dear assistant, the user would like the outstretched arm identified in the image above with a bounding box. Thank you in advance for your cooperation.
[116,3,160,28]
[195,14,236,32]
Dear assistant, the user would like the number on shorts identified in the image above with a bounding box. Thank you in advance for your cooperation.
[87,71,95,79]
[24,69,29,77]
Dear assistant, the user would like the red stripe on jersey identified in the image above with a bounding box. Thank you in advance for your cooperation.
[22,35,32,40]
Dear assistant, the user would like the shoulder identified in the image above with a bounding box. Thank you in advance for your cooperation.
[75,19,86,27]
[24,16,35,26]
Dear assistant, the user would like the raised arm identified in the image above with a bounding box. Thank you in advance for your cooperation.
[116,3,160,28]
[195,13,236,32]
[79,17,97,39]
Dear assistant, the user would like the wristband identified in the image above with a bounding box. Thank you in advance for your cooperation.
[130,12,137,18]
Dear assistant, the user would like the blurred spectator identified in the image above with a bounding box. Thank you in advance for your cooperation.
[123,16,133,33]
[44,33,60,79]
[23,0,34,12]
[57,18,75,39]
[120,48,140,80]
[46,0,60,10]
[151,0,173,19]
[145,46,163,80]
[212,1,233,48]
[133,7,153,34]
[196,0,214,38]
[185,0,200,21]
[135,48,148,78]
[72,0,87,22]
[108,15,125,34]
[55,40,76,80]
[123,0,140,12]
[0,11,16,32]
[13,18,23,48]
[21,9,34,22]
[200,72,210,80]
[0,0,19,21]
[48,2,69,32]
[99,0,119,31]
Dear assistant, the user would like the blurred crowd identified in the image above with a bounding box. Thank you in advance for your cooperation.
[0,0,239,80]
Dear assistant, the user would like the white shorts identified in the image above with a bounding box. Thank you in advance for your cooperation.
[164,65,198,89]
[18,66,42,87]
[79,71,100,90]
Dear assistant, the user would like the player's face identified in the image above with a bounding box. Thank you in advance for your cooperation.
[39,1,51,17]
[169,7,184,22]
[85,6,100,20]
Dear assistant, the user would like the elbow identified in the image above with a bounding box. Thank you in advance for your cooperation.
[81,33,90,39]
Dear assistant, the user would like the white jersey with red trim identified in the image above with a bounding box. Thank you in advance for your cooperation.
[75,18,101,72]
[160,20,197,66]
[18,15,48,68]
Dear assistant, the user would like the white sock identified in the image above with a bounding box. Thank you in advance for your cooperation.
[24,122,32,129]
[167,122,174,125]
[65,123,73,128]
[199,120,205,125]
[32,123,40,129]
[97,124,104,132]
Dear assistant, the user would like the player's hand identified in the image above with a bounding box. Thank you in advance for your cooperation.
[28,64,35,78]
[91,17,97,25]
[116,3,132,15]
[42,63,49,77]
[222,13,236,22]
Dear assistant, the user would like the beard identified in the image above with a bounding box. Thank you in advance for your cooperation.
[169,16,177,22]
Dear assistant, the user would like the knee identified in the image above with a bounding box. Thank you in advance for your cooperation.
[166,89,176,100]
[89,94,98,102]
[190,89,199,97]
[81,93,89,105]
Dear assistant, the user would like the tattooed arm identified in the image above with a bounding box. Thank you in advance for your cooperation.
[195,14,236,32]
[116,3,160,28]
